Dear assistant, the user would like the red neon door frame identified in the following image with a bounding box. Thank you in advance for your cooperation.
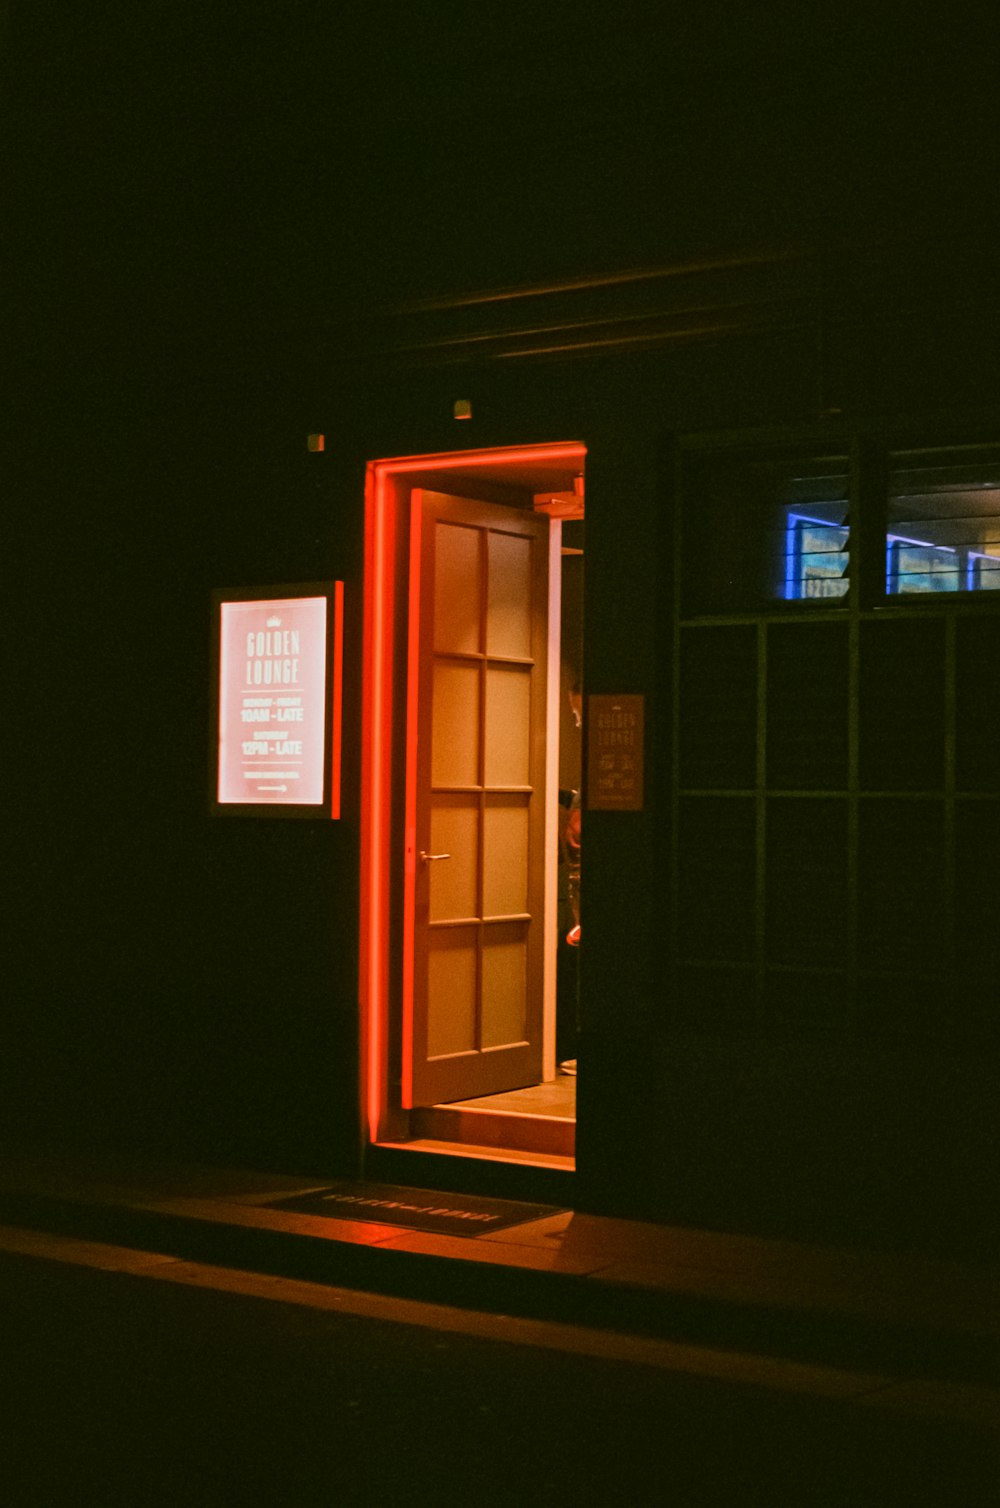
[360,442,587,1146]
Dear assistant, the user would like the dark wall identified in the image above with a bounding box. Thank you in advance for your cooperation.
[7,265,1000,1259]
[5,311,816,1162]
[6,7,1000,1251]
[5,349,367,1170]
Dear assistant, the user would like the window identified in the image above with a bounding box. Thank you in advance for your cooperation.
[888,448,1000,595]
[784,506,850,601]
[680,452,849,615]
[673,427,1000,1048]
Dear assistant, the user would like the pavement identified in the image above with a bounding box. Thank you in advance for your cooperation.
[0,1142,995,1439]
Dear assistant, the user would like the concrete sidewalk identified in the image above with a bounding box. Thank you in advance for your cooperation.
[0,1144,995,1433]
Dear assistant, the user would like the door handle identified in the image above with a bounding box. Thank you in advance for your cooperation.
[419,851,451,862]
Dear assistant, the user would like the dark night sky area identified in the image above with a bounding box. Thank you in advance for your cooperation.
[6,3,999,351]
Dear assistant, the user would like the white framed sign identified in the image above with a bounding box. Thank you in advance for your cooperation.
[212,581,343,817]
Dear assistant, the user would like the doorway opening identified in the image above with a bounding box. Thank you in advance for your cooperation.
[361,443,586,1171]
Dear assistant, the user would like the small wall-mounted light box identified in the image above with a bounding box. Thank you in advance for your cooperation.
[452,399,472,421]
[307,433,325,452]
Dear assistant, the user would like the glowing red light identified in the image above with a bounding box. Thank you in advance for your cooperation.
[330,580,344,820]
[360,443,586,1145]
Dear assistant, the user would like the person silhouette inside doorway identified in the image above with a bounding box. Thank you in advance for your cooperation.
[557,682,582,1074]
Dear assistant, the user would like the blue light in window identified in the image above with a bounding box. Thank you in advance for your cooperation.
[784,511,850,600]
[784,510,1000,598]
[886,534,959,594]
[967,550,1000,590]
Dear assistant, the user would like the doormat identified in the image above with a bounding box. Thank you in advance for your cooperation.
[264,1181,566,1237]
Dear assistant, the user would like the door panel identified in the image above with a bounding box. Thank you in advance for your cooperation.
[431,661,480,786]
[483,797,529,917]
[408,490,549,1106]
[484,666,532,785]
[487,532,534,657]
[434,522,481,653]
[429,796,479,921]
[427,930,478,1057]
[480,925,529,1047]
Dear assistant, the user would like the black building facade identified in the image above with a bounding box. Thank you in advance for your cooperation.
[6,9,999,1260]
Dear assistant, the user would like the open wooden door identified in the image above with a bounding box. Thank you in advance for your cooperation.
[406,490,549,1106]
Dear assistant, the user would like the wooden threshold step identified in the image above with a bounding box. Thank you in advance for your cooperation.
[412,1104,576,1158]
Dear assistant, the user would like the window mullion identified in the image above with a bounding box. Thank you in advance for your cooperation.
[846,435,887,1037]
[851,434,888,613]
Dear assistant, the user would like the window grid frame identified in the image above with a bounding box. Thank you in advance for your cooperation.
[669,427,1000,1042]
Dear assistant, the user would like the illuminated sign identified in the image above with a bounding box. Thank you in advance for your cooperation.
[587,694,645,811]
[213,583,343,816]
